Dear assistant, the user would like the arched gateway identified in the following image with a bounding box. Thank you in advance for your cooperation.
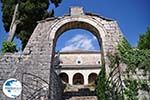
[13,7,123,99]
[24,7,123,74]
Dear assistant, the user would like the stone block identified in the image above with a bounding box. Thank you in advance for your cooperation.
[70,7,84,16]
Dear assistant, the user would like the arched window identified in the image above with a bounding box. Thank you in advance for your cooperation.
[59,73,69,83]
[88,73,97,84]
[73,73,84,85]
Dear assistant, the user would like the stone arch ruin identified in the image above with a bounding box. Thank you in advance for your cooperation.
[0,7,123,100]
[24,6,123,75]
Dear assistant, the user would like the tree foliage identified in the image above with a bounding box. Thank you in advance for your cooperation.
[1,0,62,49]
[138,27,150,49]
[1,41,17,53]
[118,38,150,100]
[96,64,106,100]
[96,53,125,100]
[124,79,138,100]
[118,38,150,73]
[96,35,150,100]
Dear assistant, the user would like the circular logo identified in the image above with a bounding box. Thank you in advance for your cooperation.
[2,78,22,98]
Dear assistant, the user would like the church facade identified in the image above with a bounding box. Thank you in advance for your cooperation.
[55,51,101,85]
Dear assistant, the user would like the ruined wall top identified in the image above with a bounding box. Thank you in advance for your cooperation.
[70,7,84,16]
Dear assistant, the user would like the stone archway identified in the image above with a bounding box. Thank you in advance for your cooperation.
[88,73,97,84]
[46,7,123,75]
[22,7,124,99]
[24,7,123,75]
[73,73,84,85]
[59,73,69,83]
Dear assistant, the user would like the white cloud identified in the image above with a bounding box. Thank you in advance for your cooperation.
[61,34,96,51]
[92,35,97,41]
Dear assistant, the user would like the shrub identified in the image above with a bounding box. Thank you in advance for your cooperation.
[1,41,17,53]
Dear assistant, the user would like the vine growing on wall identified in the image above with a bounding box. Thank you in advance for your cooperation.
[124,78,138,100]
[96,37,150,100]
[118,38,150,100]
[118,38,150,73]
[96,53,125,100]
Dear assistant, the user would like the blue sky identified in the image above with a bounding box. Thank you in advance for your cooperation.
[0,0,150,51]
[56,29,100,51]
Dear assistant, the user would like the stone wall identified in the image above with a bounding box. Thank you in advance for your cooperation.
[123,69,150,100]
[0,53,23,100]
[50,69,64,100]
[0,53,64,100]
[0,53,22,80]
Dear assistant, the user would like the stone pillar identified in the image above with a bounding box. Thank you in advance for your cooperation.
[84,74,89,85]
[69,74,73,85]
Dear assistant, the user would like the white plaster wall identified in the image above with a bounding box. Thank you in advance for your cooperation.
[59,53,101,65]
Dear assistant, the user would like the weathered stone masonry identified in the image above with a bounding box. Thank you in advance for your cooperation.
[0,7,124,100]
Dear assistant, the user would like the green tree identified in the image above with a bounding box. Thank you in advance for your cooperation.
[1,41,17,53]
[138,27,150,49]
[118,38,150,99]
[96,35,150,100]
[96,65,106,100]
[118,38,150,73]
[124,79,138,100]
[1,0,62,49]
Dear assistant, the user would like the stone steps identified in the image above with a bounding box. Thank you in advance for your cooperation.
[68,96,97,100]
[62,85,97,100]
